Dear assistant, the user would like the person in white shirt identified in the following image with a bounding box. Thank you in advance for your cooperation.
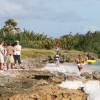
[54,54,60,67]
[13,41,21,65]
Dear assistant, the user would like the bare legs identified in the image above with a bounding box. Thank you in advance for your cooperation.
[0,63,3,70]
[7,63,14,70]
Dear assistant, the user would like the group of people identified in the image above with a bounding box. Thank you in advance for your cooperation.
[0,40,21,70]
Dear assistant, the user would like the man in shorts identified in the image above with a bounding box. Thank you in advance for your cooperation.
[6,43,14,69]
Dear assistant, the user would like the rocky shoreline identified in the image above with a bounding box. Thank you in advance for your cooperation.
[0,59,99,100]
[0,70,85,100]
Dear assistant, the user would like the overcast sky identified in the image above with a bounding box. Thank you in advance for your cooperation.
[0,0,100,37]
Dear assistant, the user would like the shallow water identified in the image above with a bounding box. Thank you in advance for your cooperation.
[44,62,100,100]
[64,60,100,71]
[86,60,100,71]
[43,60,100,76]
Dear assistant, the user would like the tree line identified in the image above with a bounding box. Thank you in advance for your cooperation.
[0,19,100,55]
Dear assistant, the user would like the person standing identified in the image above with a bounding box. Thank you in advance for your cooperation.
[55,46,61,55]
[6,43,14,69]
[77,54,85,73]
[0,41,4,70]
[3,42,7,67]
[54,54,60,67]
[13,41,21,65]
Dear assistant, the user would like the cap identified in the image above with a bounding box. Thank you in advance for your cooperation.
[16,40,19,43]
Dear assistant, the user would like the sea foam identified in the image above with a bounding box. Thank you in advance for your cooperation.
[44,63,100,100]
[59,80,100,100]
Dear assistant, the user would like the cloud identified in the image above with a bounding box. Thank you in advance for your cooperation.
[0,0,27,17]
[0,0,84,22]
[0,0,100,36]
[83,25,100,33]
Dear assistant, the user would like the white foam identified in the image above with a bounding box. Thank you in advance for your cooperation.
[59,80,83,89]
[43,63,100,100]
[83,80,100,100]
[83,80,100,94]
[59,80,100,100]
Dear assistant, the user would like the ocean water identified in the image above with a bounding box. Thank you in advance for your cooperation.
[86,60,100,71]
[43,62,100,100]
[43,60,100,74]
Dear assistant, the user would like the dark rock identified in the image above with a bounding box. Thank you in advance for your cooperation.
[34,75,50,80]
[81,72,92,79]
[49,72,66,84]
[66,75,80,80]
[92,71,100,80]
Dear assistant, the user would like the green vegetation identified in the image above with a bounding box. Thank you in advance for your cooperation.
[21,49,83,59]
[22,48,55,58]
[62,50,84,54]
[0,19,100,56]
[22,48,83,62]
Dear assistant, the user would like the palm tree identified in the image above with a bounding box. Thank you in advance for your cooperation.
[3,19,20,33]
